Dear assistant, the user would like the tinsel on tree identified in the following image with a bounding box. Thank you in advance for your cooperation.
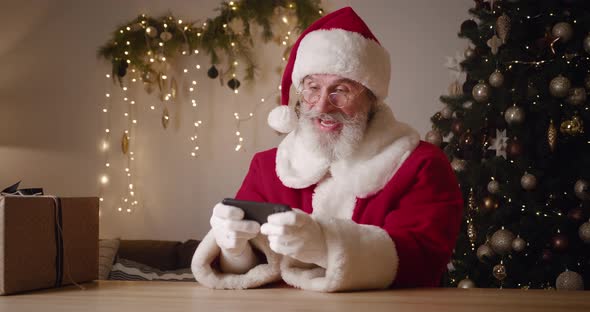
[428,0,590,290]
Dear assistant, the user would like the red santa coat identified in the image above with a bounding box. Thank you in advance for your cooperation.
[192,104,463,292]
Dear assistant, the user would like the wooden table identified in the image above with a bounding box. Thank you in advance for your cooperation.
[0,280,588,312]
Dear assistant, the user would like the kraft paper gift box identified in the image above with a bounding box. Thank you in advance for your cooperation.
[0,196,99,295]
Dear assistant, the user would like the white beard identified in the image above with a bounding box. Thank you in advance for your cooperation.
[297,105,370,161]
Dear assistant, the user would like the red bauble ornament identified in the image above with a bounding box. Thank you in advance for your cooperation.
[551,233,569,252]
[451,119,465,136]
[542,248,553,262]
[568,207,585,223]
[507,138,523,159]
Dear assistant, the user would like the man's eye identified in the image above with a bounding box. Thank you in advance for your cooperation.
[335,88,348,93]
[309,86,320,91]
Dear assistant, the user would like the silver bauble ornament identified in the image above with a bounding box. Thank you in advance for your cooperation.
[487,180,500,194]
[556,270,584,290]
[552,22,574,43]
[425,130,443,147]
[505,105,525,125]
[490,228,515,256]
[574,179,590,201]
[472,82,491,103]
[521,173,537,191]
[579,221,590,243]
[566,88,587,106]
[145,26,158,38]
[549,76,571,98]
[451,158,467,172]
[476,244,494,262]
[441,106,453,119]
[489,70,504,88]
[512,236,526,252]
[458,278,476,288]
[160,31,173,42]
[583,33,590,54]
[493,263,507,281]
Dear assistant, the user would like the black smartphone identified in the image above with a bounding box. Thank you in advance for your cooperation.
[221,198,292,224]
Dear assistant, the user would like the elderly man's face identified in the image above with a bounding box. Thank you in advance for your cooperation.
[298,74,374,160]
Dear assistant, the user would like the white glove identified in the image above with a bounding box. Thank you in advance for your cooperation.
[260,209,327,268]
[210,203,260,257]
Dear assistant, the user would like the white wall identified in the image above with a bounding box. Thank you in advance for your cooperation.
[0,0,472,241]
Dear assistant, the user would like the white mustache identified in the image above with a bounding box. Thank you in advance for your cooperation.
[300,108,351,124]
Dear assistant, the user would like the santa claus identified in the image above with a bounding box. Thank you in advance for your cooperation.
[192,6,463,292]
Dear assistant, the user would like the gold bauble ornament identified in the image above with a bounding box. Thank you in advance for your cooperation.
[552,22,574,43]
[490,228,515,256]
[425,130,443,147]
[556,270,584,290]
[472,81,491,103]
[458,278,476,288]
[482,195,499,210]
[566,88,587,106]
[579,221,590,243]
[521,172,537,191]
[451,158,467,172]
[505,105,525,125]
[493,262,507,281]
[489,70,504,88]
[512,236,526,252]
[477,244,494,262]
[487,179,500,194]
[548,119,557,152]
[549,75,571,98]
[574,179,590,201]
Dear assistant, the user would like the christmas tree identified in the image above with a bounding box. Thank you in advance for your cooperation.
[428,0,590,290]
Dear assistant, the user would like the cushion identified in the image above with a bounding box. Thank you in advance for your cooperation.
[98,238,120,280]
[117,240,180,271]
[108,258,195,282]
[175,239,200,269]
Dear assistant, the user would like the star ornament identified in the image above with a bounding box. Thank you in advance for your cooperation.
[488,129,508,159]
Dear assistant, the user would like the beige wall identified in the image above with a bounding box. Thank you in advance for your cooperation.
[0,0,472,241]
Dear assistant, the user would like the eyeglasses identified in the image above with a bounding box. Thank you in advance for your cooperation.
[298,87,366,109]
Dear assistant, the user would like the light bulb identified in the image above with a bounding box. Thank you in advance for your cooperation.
[100,175,109,184]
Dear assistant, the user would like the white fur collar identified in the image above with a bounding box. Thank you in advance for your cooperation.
[275,103,420,197]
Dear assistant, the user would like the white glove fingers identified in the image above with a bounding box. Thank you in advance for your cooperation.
[213,203,244,220]
[267,211,307,227]
[260,223,298,236]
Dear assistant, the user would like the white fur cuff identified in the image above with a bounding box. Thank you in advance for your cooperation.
[280,218,398,292]
[191,230,282,289]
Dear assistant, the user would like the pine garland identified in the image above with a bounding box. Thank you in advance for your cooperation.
[97,0,322,87]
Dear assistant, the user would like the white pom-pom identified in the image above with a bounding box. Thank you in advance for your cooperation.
[267,105,297,133]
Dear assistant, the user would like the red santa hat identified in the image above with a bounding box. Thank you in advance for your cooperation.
[267,6,391,133]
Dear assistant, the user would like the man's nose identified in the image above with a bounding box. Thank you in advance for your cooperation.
[315,91,336,114]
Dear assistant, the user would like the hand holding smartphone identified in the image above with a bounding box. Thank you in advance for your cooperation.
[222,198,292,224]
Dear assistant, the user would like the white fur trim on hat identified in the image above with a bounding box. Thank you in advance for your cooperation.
[292,29,391,100]
[268,105,298,134]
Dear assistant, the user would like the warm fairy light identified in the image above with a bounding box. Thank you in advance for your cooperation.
[234,89,239,94]
[150,105,155,110]
[235,145,242,151]
[159,42,164,47]
[178,19,183,24]
[105,128,110,133]
[100,175,109,184]
[184,69,188,73]
[282,16,288,24]
[130,100,135,104]
[189,87,194,92]
[231,42,235,47]
[118,207,122,211]
[223,24,227,28]
[161,75,168,80]
[105,93,110,97]
[124,112,128,117]
[127,208,131,213]
[192,81,197,85]
[191,152,196,157]
[194,49,199,54]
[261,98,265,102]
[103,108,108,113]
[100,197,104,202]
[233,61,238,66]
[132,119,137,124]
[106,74,110,78]
[196,64,201,69]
